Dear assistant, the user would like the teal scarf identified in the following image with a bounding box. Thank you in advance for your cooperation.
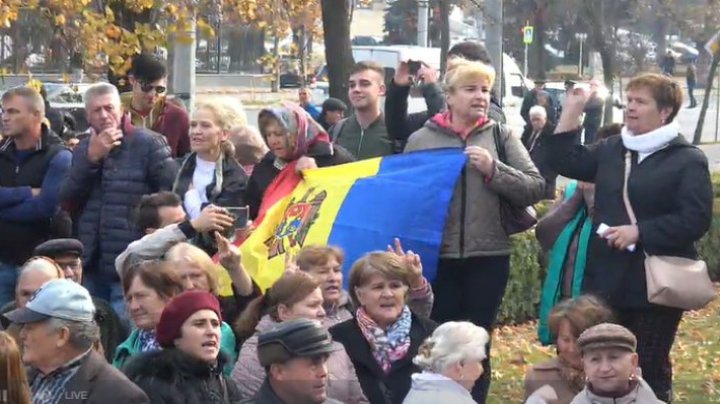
[538,181,593,345]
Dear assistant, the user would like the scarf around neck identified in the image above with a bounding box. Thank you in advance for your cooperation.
[356,305,412,374]
[621,121,680,163]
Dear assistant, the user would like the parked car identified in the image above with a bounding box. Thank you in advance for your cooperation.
[43,82,93,132]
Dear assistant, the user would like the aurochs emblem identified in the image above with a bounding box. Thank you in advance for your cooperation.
[265,187,327,259]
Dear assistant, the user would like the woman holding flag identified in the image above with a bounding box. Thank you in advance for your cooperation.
[404,57,546,403]
[247,104,355,221]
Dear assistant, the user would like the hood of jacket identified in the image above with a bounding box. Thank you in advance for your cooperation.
[405,372,475,403]
[427,111,491,140]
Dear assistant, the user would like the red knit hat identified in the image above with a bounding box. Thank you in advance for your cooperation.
[155,291,222,348]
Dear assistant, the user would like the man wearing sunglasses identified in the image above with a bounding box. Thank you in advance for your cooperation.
[121,53,190,158]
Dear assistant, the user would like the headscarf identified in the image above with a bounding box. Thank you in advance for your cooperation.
[258,103,330,165]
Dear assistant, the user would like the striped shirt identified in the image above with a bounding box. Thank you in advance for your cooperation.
[30,350,91,404]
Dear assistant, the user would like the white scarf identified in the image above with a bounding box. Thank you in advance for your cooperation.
[621,121,680,163]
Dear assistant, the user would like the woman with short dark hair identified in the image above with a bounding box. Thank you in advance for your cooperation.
[546,73,713,401]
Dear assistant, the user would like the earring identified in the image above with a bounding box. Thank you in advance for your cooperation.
[629,374,637,381]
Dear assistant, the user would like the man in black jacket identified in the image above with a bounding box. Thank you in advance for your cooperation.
[385,41,506,148]
[0,86,72,306]
[60,82,177,319]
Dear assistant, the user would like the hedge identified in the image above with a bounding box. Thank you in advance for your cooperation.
[498,178,720,325]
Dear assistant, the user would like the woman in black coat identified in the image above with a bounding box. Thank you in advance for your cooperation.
[329,252,437,404]
[545,73,713,402]
[247,104,355,220]
[123,291,243,404]
[173,99,249,253]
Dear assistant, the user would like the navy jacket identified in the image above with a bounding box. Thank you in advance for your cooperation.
[60,121,177,281]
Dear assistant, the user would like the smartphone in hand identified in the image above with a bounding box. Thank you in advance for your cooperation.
[221,206,249,241]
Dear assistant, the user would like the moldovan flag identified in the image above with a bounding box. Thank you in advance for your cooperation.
[240,148,467,291]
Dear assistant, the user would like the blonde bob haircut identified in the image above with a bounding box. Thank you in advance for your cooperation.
[414,321,489,373]
[443,57,496,93]
[165,242,219,295]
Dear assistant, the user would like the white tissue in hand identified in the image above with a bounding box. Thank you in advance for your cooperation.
[597,223,636,252]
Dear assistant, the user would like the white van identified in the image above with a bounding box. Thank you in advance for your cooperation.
[314,45,532,131]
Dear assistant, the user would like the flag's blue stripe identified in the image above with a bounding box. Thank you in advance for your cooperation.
[327,148,467,287]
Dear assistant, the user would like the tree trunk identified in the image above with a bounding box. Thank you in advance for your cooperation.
[693,54,720,145]
[438,0,450,77]
[321,0,354,105]
[299,25,307,87]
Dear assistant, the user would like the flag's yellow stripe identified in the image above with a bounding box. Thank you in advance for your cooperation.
[241,158,382,291]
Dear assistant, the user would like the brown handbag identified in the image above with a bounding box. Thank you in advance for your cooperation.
[622,151,716,310]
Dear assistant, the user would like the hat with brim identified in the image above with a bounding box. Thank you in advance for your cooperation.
[4,307,52,324]
[258,318,338,367]
[577,323,637,354]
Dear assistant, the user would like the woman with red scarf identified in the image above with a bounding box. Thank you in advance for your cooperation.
[246,104,355,221]
[403,58,545,403]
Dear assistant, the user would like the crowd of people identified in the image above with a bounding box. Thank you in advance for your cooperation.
[0,40,712,404]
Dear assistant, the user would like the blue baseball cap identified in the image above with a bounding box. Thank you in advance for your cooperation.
[4,279,95,324]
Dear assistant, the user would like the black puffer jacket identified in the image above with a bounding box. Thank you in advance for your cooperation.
[60,120,177,282]
[123,348,243,404]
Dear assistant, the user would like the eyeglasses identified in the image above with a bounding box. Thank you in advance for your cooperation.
[56,260,81,271]
[140,83,166,94]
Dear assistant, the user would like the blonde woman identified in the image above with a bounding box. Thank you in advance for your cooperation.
[404,57,545,402]
[173,98,249,254]
[404,321,489,404]
[165,241,257,328]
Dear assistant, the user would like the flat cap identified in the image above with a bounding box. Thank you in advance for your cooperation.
[33,238,83,258]
[577,323,637,354]
[257,318,337,367]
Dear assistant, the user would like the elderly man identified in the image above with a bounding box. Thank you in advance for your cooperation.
[228,125,269,176]
[60,82,177,318]
[4,279,149,403]
[33,238,126,362]
[241,318,342,404]
[521,105,559,200]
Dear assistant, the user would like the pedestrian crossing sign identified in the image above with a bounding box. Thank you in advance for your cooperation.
[523,26,534,44]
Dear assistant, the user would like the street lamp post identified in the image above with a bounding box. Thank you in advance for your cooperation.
[575,33,588,77]
[417,0,429,47]
[214,0,223,74]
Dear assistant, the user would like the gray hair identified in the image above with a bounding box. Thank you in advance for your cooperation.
[47,318,100,351]
[529,105,547,119]
[1,86,45,116]
[83,82,120,109]
[413,321,489,373]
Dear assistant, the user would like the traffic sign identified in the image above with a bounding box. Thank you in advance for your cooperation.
[706,30,720,56]
[523,26,534,45]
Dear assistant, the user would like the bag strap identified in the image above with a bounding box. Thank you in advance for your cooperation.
[493,123,507,163]
[622,151,638,225]
[330,118,348,142]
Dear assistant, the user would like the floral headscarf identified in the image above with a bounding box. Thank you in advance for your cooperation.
[258,103,330,165]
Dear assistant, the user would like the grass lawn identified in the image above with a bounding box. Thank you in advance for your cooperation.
[487,288,720,403]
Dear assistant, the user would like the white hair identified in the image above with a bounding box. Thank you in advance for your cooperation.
[83,82,121,109]
[529,105,547,119]
[47,318,100,351]
[413,321,489,373]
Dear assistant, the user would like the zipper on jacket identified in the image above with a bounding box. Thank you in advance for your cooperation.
[358,128,365,157]
[459,138,469,258]
[15,165,19,174]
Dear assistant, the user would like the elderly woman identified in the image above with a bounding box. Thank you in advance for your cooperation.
[403,321,489,404]
[173,98,249,254]
[246,104,355,220]
[296,240,434,327]
[546,73,713,402]
[570,323,662,403]
[231,271,367,403]
[404,57,545,401]
[123,291,243,403]
[165,240,259,329]
[113,261,236,376]
[525,295,614,404]
[228,125,268,176]
[329,252,438,404]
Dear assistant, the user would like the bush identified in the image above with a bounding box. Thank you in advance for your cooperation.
[698,201,720,281]
[497,231,543,325]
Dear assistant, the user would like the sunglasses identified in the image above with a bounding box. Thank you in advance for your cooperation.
[140,83,166,94]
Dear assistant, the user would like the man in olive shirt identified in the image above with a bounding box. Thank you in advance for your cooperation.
[332,61,393,160]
